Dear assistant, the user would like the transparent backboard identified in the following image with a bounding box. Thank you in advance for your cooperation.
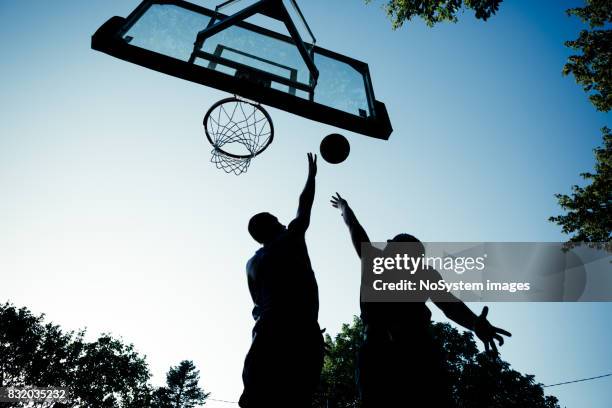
[92,0,392,139]
[124,3,371,117]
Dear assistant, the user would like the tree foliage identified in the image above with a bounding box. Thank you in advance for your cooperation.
[563,0,611,112]
[366,0,503,28]
[152,361,209,408]
[553,2,611,248]
[0,303,210,408]
[313,317,363,408]
[0,303,152,407]
[314,317,559,408]
[550,127,612,251]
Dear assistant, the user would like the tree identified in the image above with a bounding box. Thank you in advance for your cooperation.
[563,0,611,113]
[152,361,209,408]
[549,127,612,251]
[71,335,152,407]
[0,302,152,407]
[1,303,215,407]
[314,317,559,408]
[365,0,503,28]
[313,317,363,408]
[552,2,611,247]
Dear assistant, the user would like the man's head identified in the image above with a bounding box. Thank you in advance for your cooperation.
[386,233,425,258]
[387,233,420,244]
[248,212,286,244]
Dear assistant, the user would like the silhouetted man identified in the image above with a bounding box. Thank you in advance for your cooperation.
[239,154,324,408]
[331,193,511,408]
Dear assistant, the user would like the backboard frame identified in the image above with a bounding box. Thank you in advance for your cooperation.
[91,0,392,140]
[191,0,320,89]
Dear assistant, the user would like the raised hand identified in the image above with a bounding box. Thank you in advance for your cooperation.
[330,193,348,213]
[307,153,317,178]
[474,306,512,355]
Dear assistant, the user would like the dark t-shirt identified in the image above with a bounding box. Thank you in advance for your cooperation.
[360,298,432,335]
[246,223,319,323]
[360,247,434,334]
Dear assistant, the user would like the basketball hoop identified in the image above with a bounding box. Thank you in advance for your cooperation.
[203,97,274,175]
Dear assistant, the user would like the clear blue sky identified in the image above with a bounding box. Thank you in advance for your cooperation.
[0,0,610,407]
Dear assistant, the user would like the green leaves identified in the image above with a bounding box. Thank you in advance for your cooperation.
[563,1,611,112]
[72,335,152,407]
[1,303,211,408]
[554,2,611,247]
[152,360,209,408]
[315,317,363,408]
[365,0,503,28]
[550,127,612,251]
[566,0,611,28]
[0,303,152,407]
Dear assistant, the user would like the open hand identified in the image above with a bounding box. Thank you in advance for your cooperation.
[307,153,317,178]
[330,193,348,213]
[474,306,512,355]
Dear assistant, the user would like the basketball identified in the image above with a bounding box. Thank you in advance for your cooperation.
[320,133,350,164]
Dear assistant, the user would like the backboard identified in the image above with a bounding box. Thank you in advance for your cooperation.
[92,0,392,139]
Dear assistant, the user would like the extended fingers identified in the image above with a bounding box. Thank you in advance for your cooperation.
[331,193,346,210]
[330,194,340,208]
[494,327,512,337]
[307,152,315,165]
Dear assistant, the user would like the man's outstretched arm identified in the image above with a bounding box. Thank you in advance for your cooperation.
[431,270,511,354]
[289,153,317,232]
[331,193,371,258]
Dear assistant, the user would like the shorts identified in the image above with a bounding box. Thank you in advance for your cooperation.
[239,320,325,408]
[357,329,452,408]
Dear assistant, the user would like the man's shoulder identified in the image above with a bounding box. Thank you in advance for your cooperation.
[247,250,264,272]
[286,219,307,237]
